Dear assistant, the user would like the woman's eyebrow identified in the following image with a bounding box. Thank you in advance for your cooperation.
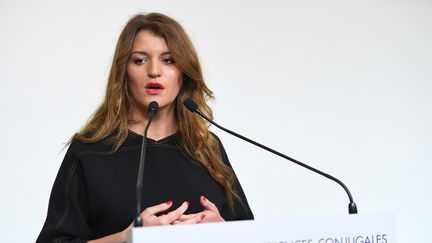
[130,51,171,56]
[130,51,148,56]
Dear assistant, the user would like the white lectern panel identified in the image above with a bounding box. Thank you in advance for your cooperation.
[128,214,395,243]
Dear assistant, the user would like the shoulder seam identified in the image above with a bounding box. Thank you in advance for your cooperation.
[55,159,79,233]
[76,144,179,157]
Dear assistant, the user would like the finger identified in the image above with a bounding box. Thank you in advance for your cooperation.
[177,213,199,221]
[200,196,219,212]
[141,201,173,217]
[171,220,181,224]
[174,213,206,225]
[159,201,189,224]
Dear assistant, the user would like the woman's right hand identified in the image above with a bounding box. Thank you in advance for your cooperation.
[88,201,189,243]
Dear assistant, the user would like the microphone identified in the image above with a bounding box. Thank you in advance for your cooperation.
[183,98,358,214]
[135,101,159,227]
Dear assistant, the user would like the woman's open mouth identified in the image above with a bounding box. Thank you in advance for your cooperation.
[145,82,165,95]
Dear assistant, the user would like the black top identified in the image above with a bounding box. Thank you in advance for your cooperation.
[36,131,253,243]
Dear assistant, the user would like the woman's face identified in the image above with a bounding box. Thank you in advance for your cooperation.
[127,30,182,114]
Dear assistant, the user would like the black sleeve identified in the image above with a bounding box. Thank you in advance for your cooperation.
[36,141,92,243]
[213,134,254,221]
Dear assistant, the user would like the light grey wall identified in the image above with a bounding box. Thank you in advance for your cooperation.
[1,0,431,242]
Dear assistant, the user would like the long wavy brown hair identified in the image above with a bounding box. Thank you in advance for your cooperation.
[72,13,239,209]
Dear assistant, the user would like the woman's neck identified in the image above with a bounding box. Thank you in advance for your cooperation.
[128,103,177,140]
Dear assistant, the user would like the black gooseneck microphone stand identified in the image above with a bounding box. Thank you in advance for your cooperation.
[134,101,159,227]
[183,98,358,214]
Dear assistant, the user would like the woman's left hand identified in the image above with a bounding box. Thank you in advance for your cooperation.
[172,196,225,224]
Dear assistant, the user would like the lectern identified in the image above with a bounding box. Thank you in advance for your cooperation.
[128,214,395,243]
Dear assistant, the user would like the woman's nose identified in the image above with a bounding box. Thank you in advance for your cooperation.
[147,61,161,78]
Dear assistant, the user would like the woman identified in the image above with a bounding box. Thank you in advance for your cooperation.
[36,12,253,243]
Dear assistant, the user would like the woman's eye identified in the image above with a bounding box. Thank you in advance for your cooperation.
[134,58,146,64]
[162,58,175,64]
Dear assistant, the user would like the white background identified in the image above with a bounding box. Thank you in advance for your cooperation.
[1,0,431,242]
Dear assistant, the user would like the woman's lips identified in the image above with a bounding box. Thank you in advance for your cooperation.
[145,82,165,95]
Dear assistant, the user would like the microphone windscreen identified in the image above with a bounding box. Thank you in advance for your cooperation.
[183,98,198,112]
[148,101,159,114]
